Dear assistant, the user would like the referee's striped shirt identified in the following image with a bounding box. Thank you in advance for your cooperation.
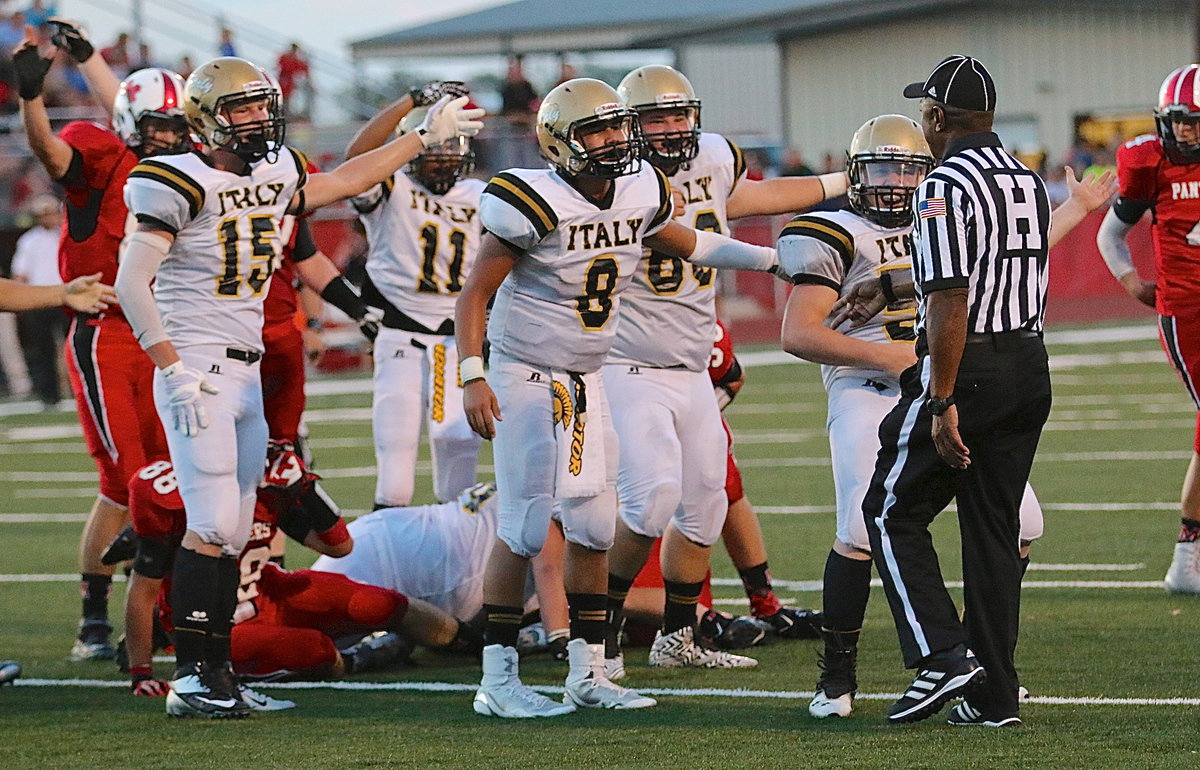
[911,131,1052,335]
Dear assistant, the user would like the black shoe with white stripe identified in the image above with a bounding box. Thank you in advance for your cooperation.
[887,650,985,723]
[947,701,1021,727]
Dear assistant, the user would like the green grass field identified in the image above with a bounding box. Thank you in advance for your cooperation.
[2,321,1199,769]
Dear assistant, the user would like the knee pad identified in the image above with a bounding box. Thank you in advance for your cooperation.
[619,480,682,539]
[375,473,415,508]
[560,487,618,551]
[346,586,406,627]
[1018,485,1044,544]
[497,494,555,558]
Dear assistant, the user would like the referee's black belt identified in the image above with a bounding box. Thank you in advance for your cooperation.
[226,348,262,364]
[965,329,1042,344]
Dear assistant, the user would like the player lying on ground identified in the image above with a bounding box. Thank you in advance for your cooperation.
[118,459,481,702]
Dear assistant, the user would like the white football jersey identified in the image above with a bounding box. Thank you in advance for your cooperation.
[124,148,307,352]
[353,173,485,331]
[311,497,498,621]
[776,209,917,389]
[608,132,745,371]
[480,163,673,373]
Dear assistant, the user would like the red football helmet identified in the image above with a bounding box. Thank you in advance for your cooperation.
[1156,64,1200,164]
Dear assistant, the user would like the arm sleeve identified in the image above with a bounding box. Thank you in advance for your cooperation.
[291,217,319,263]
[914,178,972,293]
[1096,206,1138,279]
[114,231,171,350]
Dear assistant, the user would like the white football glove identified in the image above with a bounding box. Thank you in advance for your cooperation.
[160,361,220,438]
[417,94,486,148]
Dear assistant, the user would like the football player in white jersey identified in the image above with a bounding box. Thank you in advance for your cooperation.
[779,115,1115,719]
[344,81,486,508]
[115,56,483,719]
[456,78,780,718]
[600,65,843,672]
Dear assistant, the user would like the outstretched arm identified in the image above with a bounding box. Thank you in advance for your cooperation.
[645,220,777,272]
[15,26,74,179]
[725,171,848,220]
[344,81,468,159]
[1048,165,1118,248]
[0,274,115,313]
[48,18,121,113]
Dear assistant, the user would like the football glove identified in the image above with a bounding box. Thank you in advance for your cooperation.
[131,677,169,696]
[12,43,53,101]
[159,361,219,438]
[409,80,469,107]
[47,18,95,63]
[417,95,486,148]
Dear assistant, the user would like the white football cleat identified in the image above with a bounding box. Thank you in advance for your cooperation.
[1164,540,1200,593]
[473,644,575,718]
[603,652,625,681]
[239,684,296,711]
[809,689,853,718]
[564,639,655,710]
[649,626,757,669]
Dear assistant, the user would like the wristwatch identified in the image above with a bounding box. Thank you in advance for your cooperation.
[927,395,955,416]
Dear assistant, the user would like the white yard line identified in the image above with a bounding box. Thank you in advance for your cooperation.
[11,677,1198,706]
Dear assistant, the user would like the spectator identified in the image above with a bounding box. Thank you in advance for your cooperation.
[218,26,236,57]
[132,42,156,70]
[24,1,57,29]
[277,41,311,120]
[554,53,577,87]
[9,194,67,408]
[177,54,194,80]
[100,31,131,78]
[779,148,815,177]
[500,54,537,125]
[0,12,26,52]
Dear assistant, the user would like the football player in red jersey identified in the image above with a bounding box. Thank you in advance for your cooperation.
[121,460,477,701]
[13,21,185,660]
[1099,64,1200,593]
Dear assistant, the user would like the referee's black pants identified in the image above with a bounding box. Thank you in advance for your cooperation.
[864,332,1051,718]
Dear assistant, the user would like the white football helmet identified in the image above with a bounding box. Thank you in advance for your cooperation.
[112,68,189,156]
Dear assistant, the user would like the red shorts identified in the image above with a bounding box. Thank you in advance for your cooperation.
[233,565,409,676]
[723,417,744,504]
[1159,313,1200,452]
[261,320,307,443]
[66,315,167,506]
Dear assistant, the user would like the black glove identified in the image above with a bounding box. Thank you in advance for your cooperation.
[409,80,468,107]
[47,18,94,64]
[12,43,53,101]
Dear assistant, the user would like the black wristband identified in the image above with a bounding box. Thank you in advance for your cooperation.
[927,395,955,416]
[320,276,367,321]
[880,271,900,306]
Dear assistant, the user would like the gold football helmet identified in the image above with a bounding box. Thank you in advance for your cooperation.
[847,114,934,227]
[398,106,475,195]
[184,57,285,163]
[618,65,701,166]
[536,78,641,179]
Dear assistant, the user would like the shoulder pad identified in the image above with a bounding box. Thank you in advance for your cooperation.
[485,171,558,239]
[127,158,205,218]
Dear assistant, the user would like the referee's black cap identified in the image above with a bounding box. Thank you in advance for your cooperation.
[903,55,996,112]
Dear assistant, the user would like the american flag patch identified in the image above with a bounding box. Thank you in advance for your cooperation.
[918,198,947,219]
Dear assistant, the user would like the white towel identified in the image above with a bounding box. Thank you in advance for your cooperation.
[550,369,607,499]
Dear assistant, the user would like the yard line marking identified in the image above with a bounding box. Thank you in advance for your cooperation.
[0,514,87,523]
[738,450,1191,469]
[14,488,95,498]
[13,677,1200,706]
[708,578,1163,591]
[1026,562,1146,571]
[0,574,128,582]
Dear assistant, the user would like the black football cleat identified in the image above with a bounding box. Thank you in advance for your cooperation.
[756,607,822,640]
[166,662,251,719]
[888,647,986,724]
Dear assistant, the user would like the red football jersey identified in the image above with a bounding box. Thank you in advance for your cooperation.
[263,161,321,329]
[56,122,138,300]
[127,462,282,628]
[1117,133,1200,315]
[709,319,737,384]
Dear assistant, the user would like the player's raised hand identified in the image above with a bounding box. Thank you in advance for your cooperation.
[62,273,116,313]
[160,362,220,438]
[409,80,469,107]
[12,25,53,101]
[46,18,94,63]
[417,95,486,147]
[829,278,887,328]
[1063,165,1117,213]
[463,380,502,440]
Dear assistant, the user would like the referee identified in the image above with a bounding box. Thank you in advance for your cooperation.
[862,55,1052,727]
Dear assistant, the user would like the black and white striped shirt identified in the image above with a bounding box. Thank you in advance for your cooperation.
[911,132,1051,335]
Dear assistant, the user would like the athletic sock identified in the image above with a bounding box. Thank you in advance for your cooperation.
[662,579,704,634]
[1179,519,1200,543]
[821,550,872,632]
[567,593,607,645]
[170,548,220,669]
[80,573,112,623]
[206,555,240,668]
[605,573,633,656]
[483,604,523,649]
[739,561,783,617]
